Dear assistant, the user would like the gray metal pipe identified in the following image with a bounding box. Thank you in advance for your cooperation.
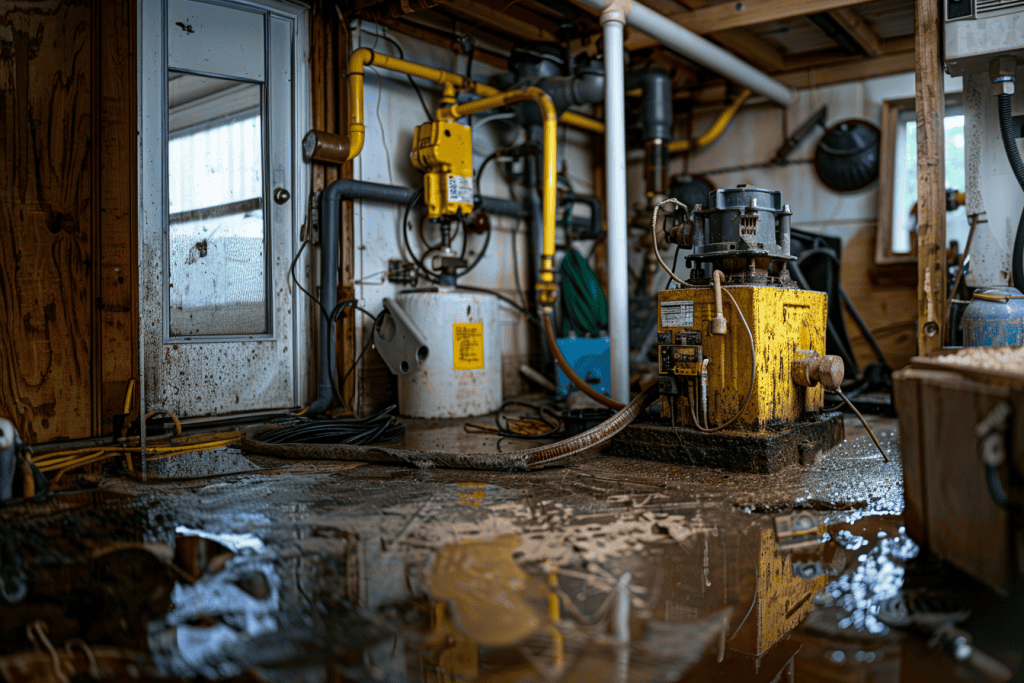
[576,0,795,106]
[308,179,600,413]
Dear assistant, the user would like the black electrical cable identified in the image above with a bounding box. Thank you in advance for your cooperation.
[996,91,1024,289]
[986,463,1015,509]
[402,188,492,281]
[403,189,440,284]
[290,239,327,321]
[363,31,434,122]
[492,401,563,439]
[255,406,405,446]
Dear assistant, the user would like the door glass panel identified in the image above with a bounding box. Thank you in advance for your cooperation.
[167,72,267,336]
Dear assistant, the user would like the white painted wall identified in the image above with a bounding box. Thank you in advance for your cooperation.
[346,25,597,409]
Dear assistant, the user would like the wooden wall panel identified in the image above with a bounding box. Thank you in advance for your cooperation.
[1,1,95,443]
[0,0,135,443]
[840,225,918,372]
[97,0,136,434]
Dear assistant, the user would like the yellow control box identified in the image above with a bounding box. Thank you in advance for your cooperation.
[410,120,474,219]
[658,285,827,428]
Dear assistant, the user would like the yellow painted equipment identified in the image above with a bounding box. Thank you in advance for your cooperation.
[410,120,474,219]
[657,285,828,428]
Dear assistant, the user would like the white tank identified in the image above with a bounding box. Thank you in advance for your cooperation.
[395,288,502,418]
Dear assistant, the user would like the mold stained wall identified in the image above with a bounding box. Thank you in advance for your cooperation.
[643,71,963,371]
[347,25,597,410]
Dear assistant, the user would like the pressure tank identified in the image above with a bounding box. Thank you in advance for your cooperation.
[962,287,1024,347]
[395,288,502,418]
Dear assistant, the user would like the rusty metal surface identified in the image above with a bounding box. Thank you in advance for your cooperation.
[610,411,845,473]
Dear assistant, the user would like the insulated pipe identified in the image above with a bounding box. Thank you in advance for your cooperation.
[666,89,752,153]
[309,179,565,414]
[601,6,631,405]
[437,87,560,305]
[575,0,794,106]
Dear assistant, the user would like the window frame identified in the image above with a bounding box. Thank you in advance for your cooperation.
[875,93,965,265]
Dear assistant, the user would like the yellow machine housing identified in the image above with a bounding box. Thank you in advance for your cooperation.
[409,120,474,219]
[657,285,827,429]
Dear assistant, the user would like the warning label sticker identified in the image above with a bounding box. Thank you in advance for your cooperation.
[447,175,474,205]
[660,300,694,328]
[453,322,484,370]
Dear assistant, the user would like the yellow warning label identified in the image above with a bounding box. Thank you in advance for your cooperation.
[453,323,484,370]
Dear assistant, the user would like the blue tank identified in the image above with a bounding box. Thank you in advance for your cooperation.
[962,286,1024,347]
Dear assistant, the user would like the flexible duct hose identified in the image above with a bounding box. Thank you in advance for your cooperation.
[240,382,657,470]
[997,92,1024,289]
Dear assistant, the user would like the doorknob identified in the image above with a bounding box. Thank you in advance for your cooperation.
[273,188,291,205]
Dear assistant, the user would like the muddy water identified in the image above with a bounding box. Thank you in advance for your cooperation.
[0,416,1018,681]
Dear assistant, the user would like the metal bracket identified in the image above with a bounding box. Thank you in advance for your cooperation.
[372,298,430,375]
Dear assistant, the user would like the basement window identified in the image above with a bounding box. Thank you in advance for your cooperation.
[876,96,967,265]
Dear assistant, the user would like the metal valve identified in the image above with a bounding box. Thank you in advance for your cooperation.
[791,350,844,391]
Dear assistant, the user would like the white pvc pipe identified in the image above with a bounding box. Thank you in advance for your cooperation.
[602,9,631,405]
[581,0,795,106]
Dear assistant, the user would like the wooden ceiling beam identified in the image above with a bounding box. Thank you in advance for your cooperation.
[434,0,560,42]
[656,0,873,36]
[710,28,786,72]
[625,0,786,72]
[827,7,882,56]
[774,49,914,88]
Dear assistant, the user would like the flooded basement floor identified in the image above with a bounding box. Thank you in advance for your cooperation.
[0,414,1021,682]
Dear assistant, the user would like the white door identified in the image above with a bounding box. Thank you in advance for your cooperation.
[139,0,309,417]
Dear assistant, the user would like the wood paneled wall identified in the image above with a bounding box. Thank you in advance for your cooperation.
[0,0,135,443]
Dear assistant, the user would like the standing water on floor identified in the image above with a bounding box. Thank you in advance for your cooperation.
[0,417,1017,681]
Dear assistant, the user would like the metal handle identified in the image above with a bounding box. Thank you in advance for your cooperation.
[273,188,291,205]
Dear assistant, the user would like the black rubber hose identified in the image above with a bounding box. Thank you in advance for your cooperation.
[986,463,1014,509]
[996,92,1024,289]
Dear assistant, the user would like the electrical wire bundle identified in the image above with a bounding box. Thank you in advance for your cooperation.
[253,406,405,446]
[465,401,563,439]
[560,249,608,336]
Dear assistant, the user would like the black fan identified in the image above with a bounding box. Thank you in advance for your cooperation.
[814,120,880,192]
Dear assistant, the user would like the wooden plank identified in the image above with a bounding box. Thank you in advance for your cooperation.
[0,1,95,443]
[840,224,917,371]
[435,0,558,42]
[914,0,945,355]
[928,383,1010,592]
[98,0,137,434]
[774,50,914,89]
[657,0,871,36]
[708,30,785,72]
[892,368,926,545]
[828,7,882,56]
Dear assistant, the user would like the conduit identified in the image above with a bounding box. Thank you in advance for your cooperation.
[601,2,632,405]
[576,0,794,106]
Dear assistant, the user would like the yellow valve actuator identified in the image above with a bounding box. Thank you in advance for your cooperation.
[409,120,474,219]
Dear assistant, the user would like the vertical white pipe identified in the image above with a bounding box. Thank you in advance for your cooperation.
[602,8,630,404]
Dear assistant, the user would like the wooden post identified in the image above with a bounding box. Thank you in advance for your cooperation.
[915,0,945,355]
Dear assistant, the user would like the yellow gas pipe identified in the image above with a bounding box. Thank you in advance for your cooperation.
[435,87,560,306]
[666,89,751,153]
[327,48,602,163]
